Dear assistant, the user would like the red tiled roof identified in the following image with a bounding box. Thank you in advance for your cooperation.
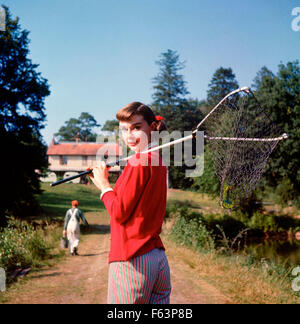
[47,142,122,156]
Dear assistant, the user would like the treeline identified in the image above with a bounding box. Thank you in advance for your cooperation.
[192,61,300,208]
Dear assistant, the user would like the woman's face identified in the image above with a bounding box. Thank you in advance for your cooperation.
[120,114,155,153]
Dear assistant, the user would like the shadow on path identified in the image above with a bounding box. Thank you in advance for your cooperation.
[82,224,110,235]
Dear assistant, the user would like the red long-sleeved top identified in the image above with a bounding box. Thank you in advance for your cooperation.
[101,151,167,263]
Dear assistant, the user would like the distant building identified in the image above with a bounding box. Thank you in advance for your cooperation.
[41,136,122,183]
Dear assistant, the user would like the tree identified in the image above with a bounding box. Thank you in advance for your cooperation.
[78,112,100,141]
[192,67,239,195]
[101,119,119,133]
[55,112,100,142]
[207,67,239,107]
[251,66,274,91]
[151,50,204,188]
[191,147,219,197]
[0,7,50,223]
[152,49,189,109]
[253,62,300,205]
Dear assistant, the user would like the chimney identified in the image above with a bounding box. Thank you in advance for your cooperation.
[75,132,81,144]
[51,134,56,145]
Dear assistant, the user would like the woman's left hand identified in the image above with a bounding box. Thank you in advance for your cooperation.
[88,162,111,192]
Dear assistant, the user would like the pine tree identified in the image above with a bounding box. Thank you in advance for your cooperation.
[192,67,239,199]
[152,49,189,109]
[207,67,239,107]
[151,50,204,188]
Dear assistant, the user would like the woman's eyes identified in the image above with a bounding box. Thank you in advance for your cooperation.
[121,126,141,132]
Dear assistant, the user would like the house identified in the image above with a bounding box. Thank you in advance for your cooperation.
[42,137,122,183]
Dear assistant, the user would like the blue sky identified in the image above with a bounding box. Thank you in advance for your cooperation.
[1,0,300,144]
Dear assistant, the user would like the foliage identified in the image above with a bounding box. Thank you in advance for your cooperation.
[192,146,219,197]
[166,198,300,257]
[55,112,100,142]
[0,7,50,223]
[151,49,205,188]
[246,212,279,233]
[0,217,51,273]
[193,61,300,210]
[152,49,189,108]
[206,67,239,107]
[192,67,240,203]
[169,206,215,251]
[253,61,300,205]
[101,119,119,136]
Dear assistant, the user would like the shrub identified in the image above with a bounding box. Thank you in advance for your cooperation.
[169,207,215,251]
[0,217,51,273]
[246,212,279,233]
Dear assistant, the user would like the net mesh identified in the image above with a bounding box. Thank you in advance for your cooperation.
[199,89,283,209]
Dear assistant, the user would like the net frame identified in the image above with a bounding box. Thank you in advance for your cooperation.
[196,87,287,208]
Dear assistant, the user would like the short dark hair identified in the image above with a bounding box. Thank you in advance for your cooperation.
[116,102,167,132]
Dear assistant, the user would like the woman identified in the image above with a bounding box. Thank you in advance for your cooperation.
[89,102,171,304]
[63,200,89,256]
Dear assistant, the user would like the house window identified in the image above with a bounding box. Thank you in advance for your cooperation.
[82,156,87,166]
[59,156,67,165]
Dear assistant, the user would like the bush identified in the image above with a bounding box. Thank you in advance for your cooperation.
[246,212,278,233]
[0,217,51,273]
[169,207,215,251]
[204,213,248,240]
[274,178,297,207]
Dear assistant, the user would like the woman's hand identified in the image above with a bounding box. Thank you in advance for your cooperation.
[62,230,66,237]
[87,162,111,192]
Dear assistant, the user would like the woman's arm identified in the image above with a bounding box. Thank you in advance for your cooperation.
[64,210,71,229]
[90,158,150,224]
[79,210,89,226]
[101,163,150,224]
[63,210,70,236]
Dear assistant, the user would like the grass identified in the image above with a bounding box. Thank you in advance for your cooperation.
[167,188,222,213]
[2,183,300,304]
[165,189,300,303]
[162,228,300,304]
[0,183,105,280]
[36,183,105,221]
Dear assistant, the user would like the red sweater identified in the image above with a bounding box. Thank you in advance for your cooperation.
[101,151,167,263]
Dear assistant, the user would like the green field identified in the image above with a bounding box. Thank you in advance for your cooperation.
[37,183,106,221]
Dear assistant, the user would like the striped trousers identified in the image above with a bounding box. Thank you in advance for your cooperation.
[107,248,171,304]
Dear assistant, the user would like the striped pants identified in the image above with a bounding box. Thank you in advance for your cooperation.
[107,249,171,304]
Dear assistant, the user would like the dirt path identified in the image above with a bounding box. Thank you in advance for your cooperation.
[0,212,230,304]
